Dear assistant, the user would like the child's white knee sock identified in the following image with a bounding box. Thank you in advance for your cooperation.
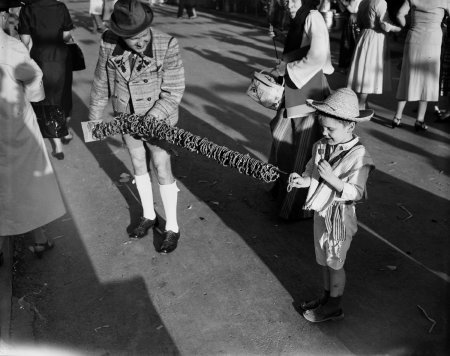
[135,173,156,220]
[159,181,179,233]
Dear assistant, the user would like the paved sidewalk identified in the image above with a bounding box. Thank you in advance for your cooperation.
[2,2,449,355]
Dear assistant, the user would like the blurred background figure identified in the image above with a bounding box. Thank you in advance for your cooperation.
[268,0,290,35]
[435,14,450,121]
[269,0,334,221]
[347,0,400,110]
[393,0,450,131]
[337,0,361,73]
[177,0,197,19]
[90,0,106,33]
[150,0,166,5]
[102,0,116,24]
[18,0,75,160]
[0,0,66,263]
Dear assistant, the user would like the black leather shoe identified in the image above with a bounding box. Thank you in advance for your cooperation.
[52,152,64,160]
[303,305,344,323]
[159,230,180,254]
[129,217,158,239]
[300,297,325,311]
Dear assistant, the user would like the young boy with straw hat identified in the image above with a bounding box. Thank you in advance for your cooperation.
[288,88,375,322]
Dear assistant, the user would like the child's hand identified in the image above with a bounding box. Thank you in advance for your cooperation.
[317,159,335,182]
[288,173,309,191]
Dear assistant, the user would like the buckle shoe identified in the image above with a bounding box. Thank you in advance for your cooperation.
[129,217,158,239]
[159,230,180,254]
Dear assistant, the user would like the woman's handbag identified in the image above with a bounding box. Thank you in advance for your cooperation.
[33,105,68,138]
[68,42,86,71]
[247,69,285,110]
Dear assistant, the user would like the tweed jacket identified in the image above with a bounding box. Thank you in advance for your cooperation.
[89,28,185,125]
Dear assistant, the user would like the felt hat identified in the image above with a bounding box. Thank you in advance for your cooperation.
[110,0,153,38]
[307,88,374,122]
[0,0,22,11]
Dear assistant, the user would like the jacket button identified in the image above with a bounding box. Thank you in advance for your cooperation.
[147,97,152,101]
[143,79,148,83]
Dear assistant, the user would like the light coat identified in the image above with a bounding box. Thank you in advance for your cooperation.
[0,32,65,235]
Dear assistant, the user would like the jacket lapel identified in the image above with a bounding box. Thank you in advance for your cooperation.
[130,55,156,81]
[109,40,132,80]
[108,30,155,82]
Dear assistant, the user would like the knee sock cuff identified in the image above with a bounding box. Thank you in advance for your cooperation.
[159,180,180,192]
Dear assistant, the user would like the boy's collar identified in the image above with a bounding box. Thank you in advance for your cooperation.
[335,135,359,151]
[320,135,359,151]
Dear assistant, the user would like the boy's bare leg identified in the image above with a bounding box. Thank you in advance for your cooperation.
[329,267,346,297]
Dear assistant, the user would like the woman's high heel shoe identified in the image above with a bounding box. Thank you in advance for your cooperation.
[434,109,443,121]
[29,241,54,259]
[391,117,402,128]
[414,121,428,132]
[52,151,64,160]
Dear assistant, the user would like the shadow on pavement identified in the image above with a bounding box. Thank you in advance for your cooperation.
[13,188,179,354]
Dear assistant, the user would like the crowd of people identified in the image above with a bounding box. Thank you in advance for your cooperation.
[0,0,449,327]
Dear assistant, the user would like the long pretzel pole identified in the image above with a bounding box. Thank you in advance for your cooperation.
[84,113,285,183]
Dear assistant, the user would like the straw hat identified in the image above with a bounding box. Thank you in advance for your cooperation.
[110,0,154,38]
[306,88,374,122]
[0,0,21,11]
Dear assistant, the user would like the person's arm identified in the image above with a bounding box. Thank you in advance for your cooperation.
[63,30,74,43]
[288,147,316,189]
[14,42,45,102]
[19,34,31,50]
[378,0,402,33]
[342,0,361,14]
[396,0,410,28]
[17,6,32,50]
[285,11,332,89]
[317,160,372,200]
[88,40,110,121]
[147,37,185,122]
[62,4,74,42]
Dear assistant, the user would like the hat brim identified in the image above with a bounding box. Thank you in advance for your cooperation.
[306,99,374,122]
[109,4,153,38]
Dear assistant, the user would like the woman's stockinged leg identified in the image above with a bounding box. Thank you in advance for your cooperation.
[395,100,407,119]
[357,93,368,110]
[417,100,428,122]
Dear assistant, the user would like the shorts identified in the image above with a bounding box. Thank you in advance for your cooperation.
[123,133,172,154]
[313,208,356,270]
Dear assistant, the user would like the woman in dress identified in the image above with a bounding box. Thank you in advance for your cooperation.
[269,0,334,220]
[0,0,66,262]
[347,0,401,110]
[18,0,75,160]
[337,0,361,72]
[392,0,450,131]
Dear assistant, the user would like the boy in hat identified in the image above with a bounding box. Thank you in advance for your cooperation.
[288,88,375,322]
[89,0,185,253]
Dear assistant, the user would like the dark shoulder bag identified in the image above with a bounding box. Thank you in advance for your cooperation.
[68,42,86,71]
